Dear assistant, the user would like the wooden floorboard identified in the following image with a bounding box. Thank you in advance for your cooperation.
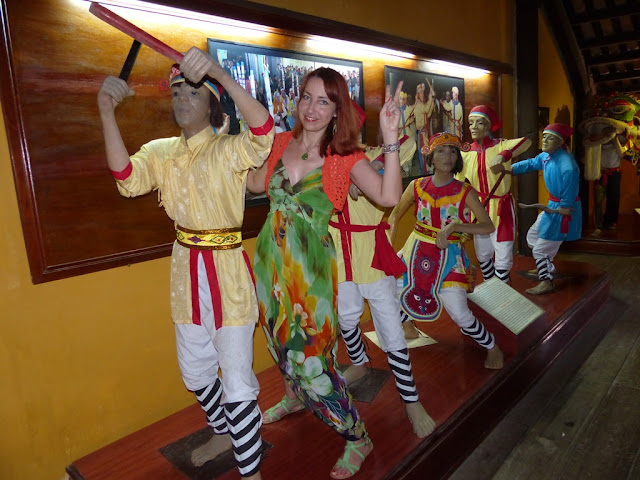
[615,334,640,390]
[67,255,611,480]
[559,384,640,480]
[629,450,640,480]
[488,300,635,480]
[451,295,631,480]
[454,254,640,480]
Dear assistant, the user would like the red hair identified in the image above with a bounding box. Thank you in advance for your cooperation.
[292,67,361,156]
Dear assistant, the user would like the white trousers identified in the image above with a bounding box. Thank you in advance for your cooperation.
[474,229,514,271]
[439,286,477,330]
[338,276,408,356]
[175,252,259,404]
[441,286,496,349]
[526,213,563,276]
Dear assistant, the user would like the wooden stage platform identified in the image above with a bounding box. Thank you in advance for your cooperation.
[563,212,640,256]
[67,255,611,480]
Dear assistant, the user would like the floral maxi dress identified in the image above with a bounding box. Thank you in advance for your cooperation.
[254,159,366,441]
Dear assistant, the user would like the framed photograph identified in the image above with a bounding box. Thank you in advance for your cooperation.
[384,66,465,178]
[208,38,364,136]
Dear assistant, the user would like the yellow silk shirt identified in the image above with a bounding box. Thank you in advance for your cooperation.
[329,137,416,284]
[116,125,275,326]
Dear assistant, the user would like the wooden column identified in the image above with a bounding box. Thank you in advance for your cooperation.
[514,0,540,255]
[539,0,592,233]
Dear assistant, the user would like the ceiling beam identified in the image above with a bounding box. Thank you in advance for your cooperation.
[598,82,640,94]
[569,4,640,24]
[593,69,640,83]
[585,49,640,67]
[580,31,640,50]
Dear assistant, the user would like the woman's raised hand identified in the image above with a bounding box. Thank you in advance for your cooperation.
[380,81,403,141]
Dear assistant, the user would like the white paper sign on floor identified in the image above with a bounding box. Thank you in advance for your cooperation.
[364,329,437,350]
[467,277,544,334]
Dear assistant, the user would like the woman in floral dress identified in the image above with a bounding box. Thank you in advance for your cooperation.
[247,68,403,479]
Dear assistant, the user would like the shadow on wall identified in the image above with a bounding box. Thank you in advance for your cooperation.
[554,105,571,125]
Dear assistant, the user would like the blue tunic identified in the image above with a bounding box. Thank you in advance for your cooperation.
[511,148,582,241]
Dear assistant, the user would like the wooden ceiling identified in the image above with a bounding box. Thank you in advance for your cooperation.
[542,0,640,95]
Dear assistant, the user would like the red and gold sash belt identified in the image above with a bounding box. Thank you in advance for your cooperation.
[176,225,242,250]
[414,221,464,244]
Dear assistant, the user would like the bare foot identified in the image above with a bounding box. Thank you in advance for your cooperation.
[330,437,374,479]
[191,433,232,467]
[405,401,436,438]
[526,280,554,295]
[402,321,421,340]
[485,345,504,369]
[343,364,368,385]
[262,395,305,424]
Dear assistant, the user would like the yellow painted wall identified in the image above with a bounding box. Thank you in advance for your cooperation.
[255,0,514,64]
[537,11,575,203]
[0,1,518,479]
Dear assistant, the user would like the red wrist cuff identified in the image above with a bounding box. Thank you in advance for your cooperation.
[110,162,133,180]
[250,116,274,136]
[499,150,513,162]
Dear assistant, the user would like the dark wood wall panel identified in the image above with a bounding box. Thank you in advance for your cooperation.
[463,74,501,139]
[0,0,505,283]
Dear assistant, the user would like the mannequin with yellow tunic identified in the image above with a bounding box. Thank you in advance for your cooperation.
[328,132,436,439]
[97,47,274,480]
[456,105,531,283]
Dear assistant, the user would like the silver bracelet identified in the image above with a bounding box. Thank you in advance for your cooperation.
[382,141,401,154]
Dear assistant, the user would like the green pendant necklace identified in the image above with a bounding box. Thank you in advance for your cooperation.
[301,137,319,161]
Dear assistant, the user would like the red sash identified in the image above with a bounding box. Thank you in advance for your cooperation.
[548,194,579,234]
[188,249,255,328]
[329,215,406,279]
[477,191,515,242]
[601,167,620,187]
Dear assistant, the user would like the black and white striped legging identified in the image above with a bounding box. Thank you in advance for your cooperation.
[341,326,418,403]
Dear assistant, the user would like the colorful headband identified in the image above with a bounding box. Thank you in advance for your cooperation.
[169,64,221,101]
[423,132,469,154]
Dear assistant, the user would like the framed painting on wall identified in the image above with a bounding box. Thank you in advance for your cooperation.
[384,66,465,178]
